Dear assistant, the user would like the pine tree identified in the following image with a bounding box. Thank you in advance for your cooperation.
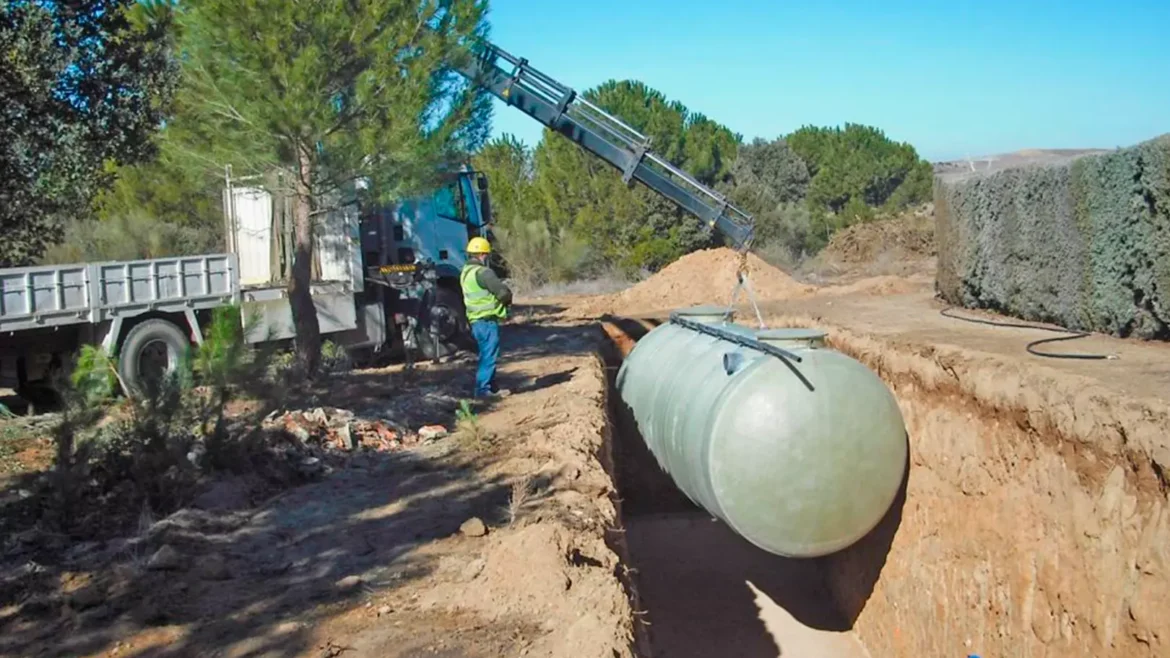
[171,0,491,375]
[531,80,738,274]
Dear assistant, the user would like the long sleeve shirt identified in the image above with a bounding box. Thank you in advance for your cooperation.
[475,265,513,307]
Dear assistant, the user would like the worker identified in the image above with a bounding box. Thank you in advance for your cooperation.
[460,236,513,398]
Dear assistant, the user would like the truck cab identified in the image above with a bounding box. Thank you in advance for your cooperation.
[358,167,494,359]
[222,165,494,363]
[362,167,492,277]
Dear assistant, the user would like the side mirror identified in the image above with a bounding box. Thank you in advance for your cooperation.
[476,176,493,226]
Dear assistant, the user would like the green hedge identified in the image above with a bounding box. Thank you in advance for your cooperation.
[935,135,1170,339]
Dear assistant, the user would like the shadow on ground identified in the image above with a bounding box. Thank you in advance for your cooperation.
[0,430,516,658]
[0,316,598,658]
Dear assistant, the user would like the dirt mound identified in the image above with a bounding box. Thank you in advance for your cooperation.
[819,211,936,266]
[576,248,815,315]
[420,524,632,657]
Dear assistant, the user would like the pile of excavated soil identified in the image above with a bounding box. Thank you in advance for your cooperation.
[574,248,815,316]
[818,211,936,266]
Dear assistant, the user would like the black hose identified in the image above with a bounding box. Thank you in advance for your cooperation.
[939,307,1118,361]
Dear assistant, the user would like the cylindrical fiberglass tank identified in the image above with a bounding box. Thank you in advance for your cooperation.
[615,306,907,558]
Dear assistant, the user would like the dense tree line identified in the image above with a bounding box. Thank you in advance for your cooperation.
[476,87,934,284]
[2,0,492,375]
[0,0,177,266]
[1,1,934,362]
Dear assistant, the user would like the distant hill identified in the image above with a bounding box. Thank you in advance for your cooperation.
[933,148,1112,181]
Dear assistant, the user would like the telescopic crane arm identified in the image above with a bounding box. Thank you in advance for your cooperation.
[454,42,755,251]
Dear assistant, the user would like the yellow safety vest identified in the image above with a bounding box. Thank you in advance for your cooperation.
[460,264,506,322]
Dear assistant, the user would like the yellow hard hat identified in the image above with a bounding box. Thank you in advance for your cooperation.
[467,237,491,254]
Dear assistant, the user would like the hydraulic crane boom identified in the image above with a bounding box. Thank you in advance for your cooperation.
[455,42,755,251]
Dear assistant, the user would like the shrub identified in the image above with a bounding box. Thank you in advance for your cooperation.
[39,211,220,264]
[43,304,290,532]
[494,217,589,291]
[936,135,1170,338]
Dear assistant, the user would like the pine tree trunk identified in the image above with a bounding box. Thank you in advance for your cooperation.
[289,146,321,377]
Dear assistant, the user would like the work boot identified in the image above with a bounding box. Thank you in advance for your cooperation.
[476,388,511,400]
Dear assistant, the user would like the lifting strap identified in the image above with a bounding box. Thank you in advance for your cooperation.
[723,247,766,329]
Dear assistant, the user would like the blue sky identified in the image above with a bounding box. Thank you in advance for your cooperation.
[480,0,1170,162]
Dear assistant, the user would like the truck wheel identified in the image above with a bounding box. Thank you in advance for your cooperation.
[418,286,471,360]
[117,319,189,396]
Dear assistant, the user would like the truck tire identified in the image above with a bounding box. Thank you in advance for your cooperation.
[418,286,472,360]
[117,318,189,395]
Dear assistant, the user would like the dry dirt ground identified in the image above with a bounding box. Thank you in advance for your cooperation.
[1,311,639,658]
[552,246,1170,657]
[5,239,1170,658]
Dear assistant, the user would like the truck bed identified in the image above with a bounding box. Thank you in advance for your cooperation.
[0,254,240,333]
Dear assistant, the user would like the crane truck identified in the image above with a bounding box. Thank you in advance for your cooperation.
[0,40,755,400]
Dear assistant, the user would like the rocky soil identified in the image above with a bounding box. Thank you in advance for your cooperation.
[0,314,638,658]
[4,224,1170,658]
[583,251,1170,657]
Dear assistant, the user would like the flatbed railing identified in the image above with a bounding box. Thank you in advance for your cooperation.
[0,254,240,333]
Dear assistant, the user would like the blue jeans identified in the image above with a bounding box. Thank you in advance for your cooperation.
[470,319,500,397]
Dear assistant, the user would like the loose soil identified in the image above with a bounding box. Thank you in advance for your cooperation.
[572,248,817,316]
[6,233,1170,658]
[595,273,1170,657]
[0,314,637,658]
[814,210,936,267]
[570,246,933,318]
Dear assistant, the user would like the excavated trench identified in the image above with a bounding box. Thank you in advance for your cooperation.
[595,314,1170,658]
[597,318,886,658]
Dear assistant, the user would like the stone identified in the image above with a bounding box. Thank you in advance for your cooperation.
[337,423,355,451]
[287,423,312,444]
[20,595,60,617]
[335,575,363,593]
[297,457,324,478]
[194,553,232,581]
[459,517,487,537]
[63,541,102,563]
[147,545,183,571]
[15,528,46,545]
[418,425,448,441]
[77,604,117,626]
[187,442,207,468]
[377,605,392,616]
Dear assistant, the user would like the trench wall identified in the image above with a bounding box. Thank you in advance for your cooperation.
[773,319,1170,657]
[934,134,1170,339]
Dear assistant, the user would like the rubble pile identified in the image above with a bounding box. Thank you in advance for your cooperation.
[260,407,449,475]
